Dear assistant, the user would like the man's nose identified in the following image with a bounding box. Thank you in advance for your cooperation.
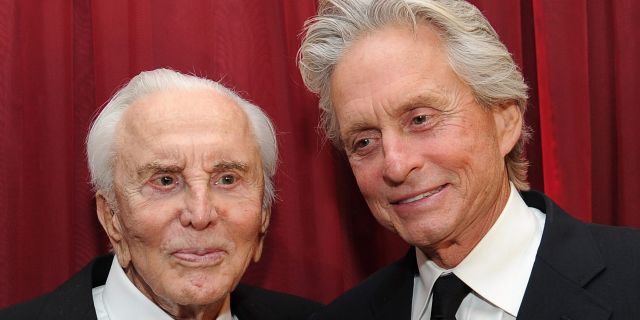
[180,185,217,230]
[382,134,420,186]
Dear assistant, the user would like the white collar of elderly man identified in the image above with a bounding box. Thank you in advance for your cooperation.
[0,69,320,320]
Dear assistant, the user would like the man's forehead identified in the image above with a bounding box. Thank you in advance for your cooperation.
[123,88,245,125]
[112,88,259,164]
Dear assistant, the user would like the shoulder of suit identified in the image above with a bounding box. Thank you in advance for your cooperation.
[312,249,414,319]
[0,255,110,320]
[586,222,640,255]
[588,220,640,234]
[0,294,48,319]
[523,190,640,258]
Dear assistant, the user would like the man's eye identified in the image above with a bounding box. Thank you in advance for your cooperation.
[149,175,179,191]
[216,175,236,185]
[158,176,174,186]
[354,138,371,150]
[413,115,428,125]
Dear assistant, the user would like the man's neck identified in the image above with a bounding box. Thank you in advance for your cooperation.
[419,180,512,269]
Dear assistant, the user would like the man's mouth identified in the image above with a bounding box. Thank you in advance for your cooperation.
[172,248,227,265]
[395,184,446,204]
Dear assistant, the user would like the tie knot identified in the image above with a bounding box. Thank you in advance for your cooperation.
[431,273,471,320]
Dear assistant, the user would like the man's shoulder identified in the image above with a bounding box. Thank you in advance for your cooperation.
[521,190,640,318]
[0,255,111,320]
[232,284,322,320]
[312,249,415,320]
[525,190,640,261]
[0,294,49,320]
[523,190,640,237]
[586,222,640,262]
[587,221,640,242]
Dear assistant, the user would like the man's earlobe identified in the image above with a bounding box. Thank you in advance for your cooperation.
[253,207,272,263]
[95,191,131,267]
[493,102,522,157]
[96,192,121,241]
[253,239,264,263]
[260,207,271,235]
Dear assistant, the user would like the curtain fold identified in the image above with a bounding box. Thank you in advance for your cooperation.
[533,0,593,221]
[1,0,638,307]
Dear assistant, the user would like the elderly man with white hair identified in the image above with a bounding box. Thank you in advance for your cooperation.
[298,0,640,319]
[0,68,320,320]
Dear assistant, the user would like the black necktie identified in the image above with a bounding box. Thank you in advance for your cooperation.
[430,273,471,320]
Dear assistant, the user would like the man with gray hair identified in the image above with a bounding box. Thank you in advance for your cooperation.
[299,0,640,319]
[0,68,320,319]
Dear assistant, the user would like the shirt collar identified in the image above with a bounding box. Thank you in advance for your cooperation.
[416,183,545,316]
[102,256,234,320]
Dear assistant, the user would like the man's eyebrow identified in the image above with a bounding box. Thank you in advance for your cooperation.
[397,93,450,113]
[136,162,183,176]
[214,161,249,172]
[342,121,375,141]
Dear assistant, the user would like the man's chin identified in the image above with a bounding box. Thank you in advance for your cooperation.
[398,226,446,249]
[167,285,231,306]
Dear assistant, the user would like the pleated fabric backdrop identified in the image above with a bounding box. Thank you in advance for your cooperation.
[1,0,638,307]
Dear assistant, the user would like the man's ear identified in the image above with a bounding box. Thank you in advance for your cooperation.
[96,191,131,268]
[252,207,271,263]
[493,102,523,157]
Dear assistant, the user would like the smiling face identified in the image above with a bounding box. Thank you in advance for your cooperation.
[330,24,521,265]
[96,88,268,316]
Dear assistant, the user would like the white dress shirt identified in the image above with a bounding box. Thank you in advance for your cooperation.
[411,184,546,320]
[92,256,236,320]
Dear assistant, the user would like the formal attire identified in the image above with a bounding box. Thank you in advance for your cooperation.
[412,184,546,319]
[311,189,640,320]
[0,255,321,320]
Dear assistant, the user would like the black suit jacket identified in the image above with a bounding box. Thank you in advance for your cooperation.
[312,190,640,320]
[0,255,321,320]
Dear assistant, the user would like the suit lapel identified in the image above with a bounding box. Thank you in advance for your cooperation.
[371,249,416,320]
[518,191,610,320]
[38,255,112,320]
[231,285,275,320]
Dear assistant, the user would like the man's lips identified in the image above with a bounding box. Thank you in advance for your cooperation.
[171,248,227,265]
[391,184,447,205]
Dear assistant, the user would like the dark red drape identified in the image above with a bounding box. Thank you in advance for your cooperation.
[1,0,638,307]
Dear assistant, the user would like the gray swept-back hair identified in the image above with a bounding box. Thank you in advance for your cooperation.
[86,68,278,208]
[298,0,531,190]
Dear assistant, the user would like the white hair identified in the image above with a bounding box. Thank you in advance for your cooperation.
[298,0,531,190]
[86,68,278,208]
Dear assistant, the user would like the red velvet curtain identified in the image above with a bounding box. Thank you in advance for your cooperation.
[1,0,638,307]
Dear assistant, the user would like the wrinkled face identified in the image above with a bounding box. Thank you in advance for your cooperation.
[98,88,267,311]
[330,24,518,251]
